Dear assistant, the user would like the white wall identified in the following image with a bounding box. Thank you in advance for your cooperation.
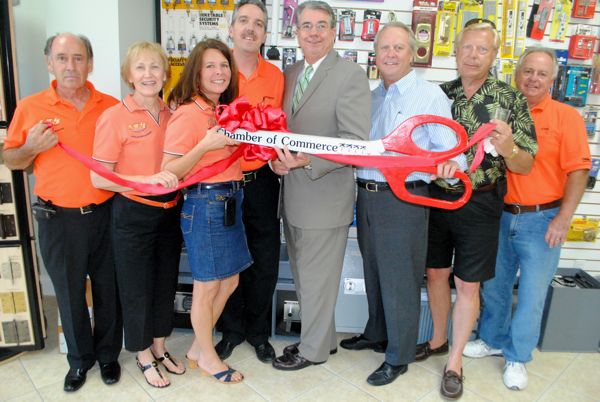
[12,0,48,98]
[118,0,157,97]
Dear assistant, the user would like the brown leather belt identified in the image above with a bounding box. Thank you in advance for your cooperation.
[122,192,182,209]
[503,199,561,214]
[357,179,426,192]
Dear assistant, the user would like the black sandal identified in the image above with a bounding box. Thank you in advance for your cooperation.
[136,357,170,388]
[152,351,186,375]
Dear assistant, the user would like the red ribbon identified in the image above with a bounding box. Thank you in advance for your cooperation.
[56,97,491,209]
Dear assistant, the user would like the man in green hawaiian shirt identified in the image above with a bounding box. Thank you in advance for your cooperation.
[416,20,538,399]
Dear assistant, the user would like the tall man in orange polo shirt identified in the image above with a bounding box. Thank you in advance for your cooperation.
[216,0,284,363]
[4,33,122,393]
[464,47,591,391]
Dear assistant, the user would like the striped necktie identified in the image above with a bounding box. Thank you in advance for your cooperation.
[292,64,313,112]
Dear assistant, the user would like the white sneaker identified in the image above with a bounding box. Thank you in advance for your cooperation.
[463,339,502,358]
[503,361,528,390]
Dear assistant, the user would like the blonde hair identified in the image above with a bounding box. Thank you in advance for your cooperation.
[456,22,500,51]
[121,41,169,90]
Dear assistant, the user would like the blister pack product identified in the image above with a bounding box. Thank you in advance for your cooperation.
[412,0,438,67]
[282,0,298,39]
[282,48,296,71]
[527,0,554,40]
[564,65,592,107]
[361,9,381,41]
[501,0,518,59]
[549,0,572,42]
[572,0,597,19]
[339,9,356,41]
[434,0,459,57]
[568,24,596,60]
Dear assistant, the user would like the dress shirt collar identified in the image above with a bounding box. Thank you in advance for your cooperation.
[529,93,552,113]
[377,69,417,98]
[303,53,326,75]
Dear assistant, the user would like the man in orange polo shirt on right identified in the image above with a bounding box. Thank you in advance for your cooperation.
[464,47,591,391]
[4,33,122,393]
[216,0,284,363]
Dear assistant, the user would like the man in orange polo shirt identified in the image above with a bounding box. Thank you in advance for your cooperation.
[215,0,284,363]
[4,33,122,392]
[464,47,591,391]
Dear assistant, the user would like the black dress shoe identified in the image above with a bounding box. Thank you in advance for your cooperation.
[100,361,121,385]
[283,342,337,356]
[215,339,240,360]
[340,334,387,353]
[272,352,324,371]
[64,368,88,392]
[254,342,276,363]
[366,362,408,386]
[415,340,449,362]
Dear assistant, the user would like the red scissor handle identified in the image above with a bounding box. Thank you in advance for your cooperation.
[380,166,473,210]
[380,114,469,163]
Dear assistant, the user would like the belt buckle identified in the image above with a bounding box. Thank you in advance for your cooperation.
[365,182,378,192]
[79,205,93,215]
[514,204,521,214]
[243,172,256,185]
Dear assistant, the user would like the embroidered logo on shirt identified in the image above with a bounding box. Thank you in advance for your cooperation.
[128,122,147,132]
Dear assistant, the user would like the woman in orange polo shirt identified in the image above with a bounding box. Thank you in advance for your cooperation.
[92,41,185,388]
[162,39,251,384]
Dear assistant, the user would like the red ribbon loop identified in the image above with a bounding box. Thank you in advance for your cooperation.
[216,97,286,161]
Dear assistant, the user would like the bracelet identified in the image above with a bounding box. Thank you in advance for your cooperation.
[505,145,519,160]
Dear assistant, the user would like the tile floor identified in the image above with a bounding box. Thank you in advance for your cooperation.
[1,297,598,402]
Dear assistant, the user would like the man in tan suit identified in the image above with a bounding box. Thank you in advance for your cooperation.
[270,0,371,370]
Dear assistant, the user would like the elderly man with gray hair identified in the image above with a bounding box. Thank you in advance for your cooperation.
[4,33,122,392]
[418,19,537,399]
[339,21,467,386]
[463,46,591,391]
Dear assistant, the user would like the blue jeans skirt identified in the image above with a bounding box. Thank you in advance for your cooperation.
[181,182,252,282]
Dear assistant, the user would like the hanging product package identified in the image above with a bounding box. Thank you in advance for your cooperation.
[339,9,356,41]
[549,0,572,42]
[412,0,438,67]
[527,0,555,40]
[434,0,459,57]
[361,9,381,41]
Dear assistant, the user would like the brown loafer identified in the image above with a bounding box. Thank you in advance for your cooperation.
[440,366,464,399]
[415,340,449,362]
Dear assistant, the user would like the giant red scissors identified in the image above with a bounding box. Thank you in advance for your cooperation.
[219,111,495,210]
[318,115,494,210]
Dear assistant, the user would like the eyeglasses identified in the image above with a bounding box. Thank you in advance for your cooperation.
[298,22,331,33]
[464,18,497,29]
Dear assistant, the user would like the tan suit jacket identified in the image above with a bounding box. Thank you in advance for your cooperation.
[282,50,371,229]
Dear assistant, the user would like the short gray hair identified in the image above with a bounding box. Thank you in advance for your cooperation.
[297,1,336,28]
[456,22,500,51]
[515,46,559,79]
[374,21,417,55]
[231,0,268,31]
[44,33,93,59]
